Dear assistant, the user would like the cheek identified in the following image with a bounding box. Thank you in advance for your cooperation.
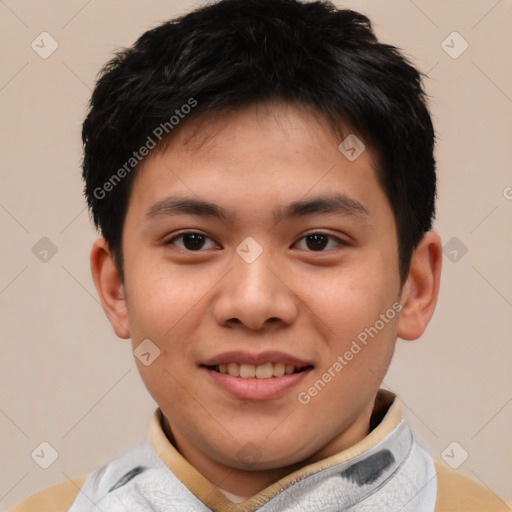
[300,265,399,380]
[298,267,394,336]
[125,259,211,337]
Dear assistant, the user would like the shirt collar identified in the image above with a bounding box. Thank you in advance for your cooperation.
[148,389,404,511]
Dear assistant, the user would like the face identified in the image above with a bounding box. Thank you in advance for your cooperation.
[119,102,403,471]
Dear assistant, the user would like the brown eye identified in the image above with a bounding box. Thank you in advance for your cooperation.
[305,234,329,250]
[165,232,217,251]
[294,232,347,252]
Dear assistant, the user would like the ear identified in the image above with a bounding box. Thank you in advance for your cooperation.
[397,231,442,340]
[90,237,130,339]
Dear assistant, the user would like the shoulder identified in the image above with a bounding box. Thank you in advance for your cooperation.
[434,459,512,511]
[9,475,89,512]
[9,438,159,512]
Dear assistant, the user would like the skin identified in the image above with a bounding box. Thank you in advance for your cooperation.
[91,101,442,501]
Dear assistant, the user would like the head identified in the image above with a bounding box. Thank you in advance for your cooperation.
[86,0,441,479]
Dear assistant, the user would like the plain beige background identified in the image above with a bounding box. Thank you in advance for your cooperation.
[1,0,511,509]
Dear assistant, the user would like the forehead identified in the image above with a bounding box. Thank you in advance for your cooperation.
[127,102,387,222]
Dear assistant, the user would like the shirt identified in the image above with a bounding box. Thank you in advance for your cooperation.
[10,390,512,511]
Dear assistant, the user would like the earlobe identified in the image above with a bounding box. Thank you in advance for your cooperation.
[90,237,131,339]
[397,231,442,341]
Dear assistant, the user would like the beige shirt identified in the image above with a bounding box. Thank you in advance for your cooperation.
[10,391,511,512]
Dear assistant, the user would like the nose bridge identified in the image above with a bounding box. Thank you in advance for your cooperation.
[232,240,280,300]
[213,238,298,329]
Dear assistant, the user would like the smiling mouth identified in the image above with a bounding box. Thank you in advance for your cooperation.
[202,362,313,379]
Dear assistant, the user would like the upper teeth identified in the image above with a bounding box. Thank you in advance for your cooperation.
[217,362,297,378]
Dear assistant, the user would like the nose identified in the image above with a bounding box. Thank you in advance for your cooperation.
[212,247,299,332]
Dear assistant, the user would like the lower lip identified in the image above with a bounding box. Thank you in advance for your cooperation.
[202,367,312,401]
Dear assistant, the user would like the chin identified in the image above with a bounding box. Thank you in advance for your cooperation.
[213,438,314,472]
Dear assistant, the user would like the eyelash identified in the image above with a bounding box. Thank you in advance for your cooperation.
[164,231,349,252]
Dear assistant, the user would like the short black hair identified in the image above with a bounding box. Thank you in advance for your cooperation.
[82,0,436,284]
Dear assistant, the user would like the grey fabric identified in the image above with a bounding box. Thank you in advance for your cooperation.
[67,420,436,512]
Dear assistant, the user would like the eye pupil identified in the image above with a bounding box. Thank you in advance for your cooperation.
[183,233,205,250]
[306,234,328,250]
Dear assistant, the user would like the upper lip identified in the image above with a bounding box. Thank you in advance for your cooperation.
[201,350,313,367]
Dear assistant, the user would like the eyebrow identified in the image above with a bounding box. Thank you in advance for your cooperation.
[145,193,369,224]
